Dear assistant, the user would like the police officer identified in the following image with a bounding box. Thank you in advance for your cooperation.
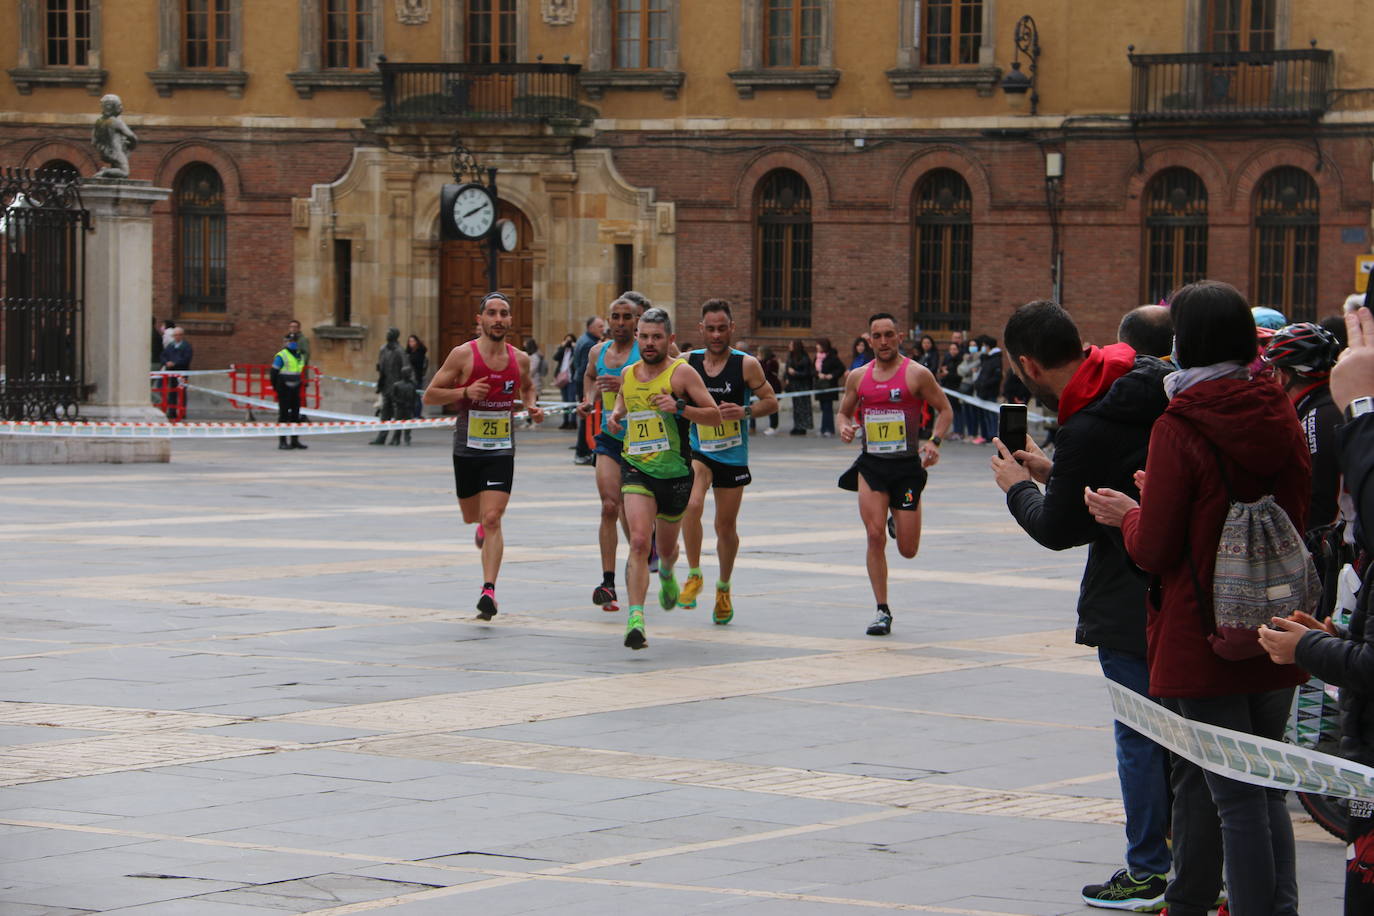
[272,332,308,450]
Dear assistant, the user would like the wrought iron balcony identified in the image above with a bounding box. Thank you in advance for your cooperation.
[377,61,589,123]
[1129,48,1332,121]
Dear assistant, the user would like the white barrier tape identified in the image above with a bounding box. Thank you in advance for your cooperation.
[185,384,380,423]
[1107,680,1374,800]
[943,388,1053,423]
[320,374,376,388]
[149,369,232,378]
[0,418,455,439]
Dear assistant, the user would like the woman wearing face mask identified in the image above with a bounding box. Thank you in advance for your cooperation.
[958,340,983,440]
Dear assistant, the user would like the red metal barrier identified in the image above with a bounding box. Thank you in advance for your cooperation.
[151,373,187,421]
[228,364,321,411]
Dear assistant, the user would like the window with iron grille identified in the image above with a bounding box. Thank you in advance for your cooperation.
[324,0,371,69]
[45,0,92,67]
[1144,168,1208,305]
[1253,166,1318,322]
[175,164,227,315]
[184,0,231,68]
[923,0,982,66]
[756,169,812,329]
[764,0,823,68]
[614,0,669,69]
[1206,0,1276,52]
[468,0,517,64]
[913,170,972,333]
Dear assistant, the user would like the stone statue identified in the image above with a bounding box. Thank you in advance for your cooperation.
[371,328,407,445]
[92,94,137,179]
[542,0,576,26]
[394,0,430,25]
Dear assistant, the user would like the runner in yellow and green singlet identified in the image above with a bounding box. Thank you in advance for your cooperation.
[607,308,722,650]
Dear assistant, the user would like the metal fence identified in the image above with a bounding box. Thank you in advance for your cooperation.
[378,61,584,122]
[0,168,88,421]
[1129,48,1332,121]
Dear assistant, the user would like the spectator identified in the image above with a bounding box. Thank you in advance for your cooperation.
[572,315,605,465]
[814,337,845,437]
[939,341,967,440]
[1259,305,1374,916]
[370,327,406,446]
[1086,280,1311,916]
[161,319,177,349]
[388,364,417,446]
[159,326,192,420]
[553,332,578,429]
[152,319,167,363]
[1118,305,1175,359]
[785,338,815,435]
[950,329,968,354]
[271,331,307,450]
[958,341,982,439]
[759,345,782,435]
[915,334,941,376]
[524,337,545,425]
[406,334,429,418]
[973,335,1004,443]
[287,319,311,366]
[850,337,873,370]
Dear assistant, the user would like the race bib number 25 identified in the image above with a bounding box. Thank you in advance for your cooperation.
[466,410,512,450]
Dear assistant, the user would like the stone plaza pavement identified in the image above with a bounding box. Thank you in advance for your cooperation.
[0,426,1346,914]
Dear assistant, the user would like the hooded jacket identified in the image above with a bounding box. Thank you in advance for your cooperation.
[1006,351,1170,653]
[974,347,1003,401]
[1120,376,1311,698]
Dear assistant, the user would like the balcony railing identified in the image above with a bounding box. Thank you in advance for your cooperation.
[1129,48,1332,121]
[378,61,586,123]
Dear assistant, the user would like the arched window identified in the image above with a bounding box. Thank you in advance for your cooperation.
[1253,167,1319,322]
[175,164,227,315]
[38,159,79,179]
[1144,168,1208,304]
[913,169,973,333]
[756,169,812,329]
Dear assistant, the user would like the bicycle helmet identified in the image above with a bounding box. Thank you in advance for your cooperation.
[1251,306,1289,330]
[1262,322,1341,376]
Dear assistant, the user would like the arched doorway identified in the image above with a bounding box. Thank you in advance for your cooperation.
[439,201,534,357]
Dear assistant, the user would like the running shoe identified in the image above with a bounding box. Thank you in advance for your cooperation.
[658,571,680,610]
[886,515,895,539]
[1080,869,1166,912]
[624,609,647,650]
[866,609,892,636]
[475,586,498,620]
[713,586,733,625]
[593,582,619,613]
[474,524,486,549]
[677,572,704,609]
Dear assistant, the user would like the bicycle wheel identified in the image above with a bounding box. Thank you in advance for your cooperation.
[1298,790,1349,840]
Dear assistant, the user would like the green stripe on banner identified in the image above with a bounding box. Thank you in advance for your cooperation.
[1107,680,1374,800]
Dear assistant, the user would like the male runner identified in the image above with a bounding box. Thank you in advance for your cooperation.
[607,308,722,649]
[837,312,952,636]
[679,299,779,623]
[578,296,642,612]
[423,292,543,619]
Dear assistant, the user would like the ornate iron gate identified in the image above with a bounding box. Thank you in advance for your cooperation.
[0,168,88,420]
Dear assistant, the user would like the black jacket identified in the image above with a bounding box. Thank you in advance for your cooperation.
[1295,412,1374,765]
[974,348,1003,401]
[1005,356,1172,653]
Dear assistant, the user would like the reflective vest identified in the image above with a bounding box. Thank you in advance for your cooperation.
[275,349,304,376]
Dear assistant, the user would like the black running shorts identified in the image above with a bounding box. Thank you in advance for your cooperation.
[691,451,752,489]
[837,452,927,511]
[453,453,515,500]
[621,464,693,521]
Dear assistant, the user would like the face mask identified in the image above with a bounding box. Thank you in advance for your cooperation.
[1169,338,1179,365]
[969,346,981,355]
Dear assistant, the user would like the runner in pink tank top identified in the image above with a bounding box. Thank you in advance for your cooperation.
[837,312,954,637]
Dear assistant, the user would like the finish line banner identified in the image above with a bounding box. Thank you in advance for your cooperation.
[1107,680,1374,800]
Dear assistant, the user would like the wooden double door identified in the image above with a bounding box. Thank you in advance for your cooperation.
[438,201,534,359]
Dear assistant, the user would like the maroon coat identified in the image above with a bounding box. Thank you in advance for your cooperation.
[1120,376,1311,698]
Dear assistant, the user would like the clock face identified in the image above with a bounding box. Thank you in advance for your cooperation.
[453,185,495,239]
[499,219,518,252]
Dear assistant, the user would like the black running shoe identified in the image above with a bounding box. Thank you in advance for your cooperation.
[593,583,619,613]
[866,609,892,636]
[1080,869,1166,911]
[476,587,498,620]
[886,515,896,539]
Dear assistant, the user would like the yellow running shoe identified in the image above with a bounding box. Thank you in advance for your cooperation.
[713,585,733,625]
[677,572,704,609]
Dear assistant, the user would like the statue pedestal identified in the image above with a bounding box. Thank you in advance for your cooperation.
[1,179,175,465]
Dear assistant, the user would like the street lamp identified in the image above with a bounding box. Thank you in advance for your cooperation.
[1001,15,1040,116]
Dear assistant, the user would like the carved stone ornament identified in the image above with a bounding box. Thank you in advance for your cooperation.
[542,0,576,25]
[395,0,430,25]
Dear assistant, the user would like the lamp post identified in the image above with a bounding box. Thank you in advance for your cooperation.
[1001,15,1040,116]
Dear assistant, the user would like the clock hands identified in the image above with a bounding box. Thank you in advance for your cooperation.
[462,204,490,220]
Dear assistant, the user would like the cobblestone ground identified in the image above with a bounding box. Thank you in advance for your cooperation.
[0,426,1345,914]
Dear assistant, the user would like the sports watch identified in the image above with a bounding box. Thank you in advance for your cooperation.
[1346,396,1374,424]
[674,398,687,416]
[930,435,943,448]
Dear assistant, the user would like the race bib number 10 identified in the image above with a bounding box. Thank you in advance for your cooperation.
[626,409,670,455]
[864,409,907,454]
[466,410,512,450]
[697,419,742,453]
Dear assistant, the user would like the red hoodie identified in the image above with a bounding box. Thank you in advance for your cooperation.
[1058,343,1136,425]
[1120,376,1311,697]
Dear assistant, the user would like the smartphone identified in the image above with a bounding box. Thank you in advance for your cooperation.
[998,404,1028,459]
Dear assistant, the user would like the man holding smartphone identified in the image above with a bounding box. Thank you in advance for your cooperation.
[989,300,1181,913]
[837,312,953,637]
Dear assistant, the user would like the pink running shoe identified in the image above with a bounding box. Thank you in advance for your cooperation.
[474,524,485,548]
[476,586,498,620]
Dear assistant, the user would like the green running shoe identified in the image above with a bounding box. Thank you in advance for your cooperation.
[624,609,647,650]
[658,571,680,610]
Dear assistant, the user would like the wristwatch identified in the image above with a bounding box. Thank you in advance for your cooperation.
[744,404,753,418]
[1346,396,1374,423]
[674,398,687,416]
[930,435,943,448]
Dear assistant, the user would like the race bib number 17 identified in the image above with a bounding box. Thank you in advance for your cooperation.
[864,409,906,454]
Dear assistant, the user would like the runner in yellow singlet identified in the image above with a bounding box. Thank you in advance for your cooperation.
[606,308,722,650]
